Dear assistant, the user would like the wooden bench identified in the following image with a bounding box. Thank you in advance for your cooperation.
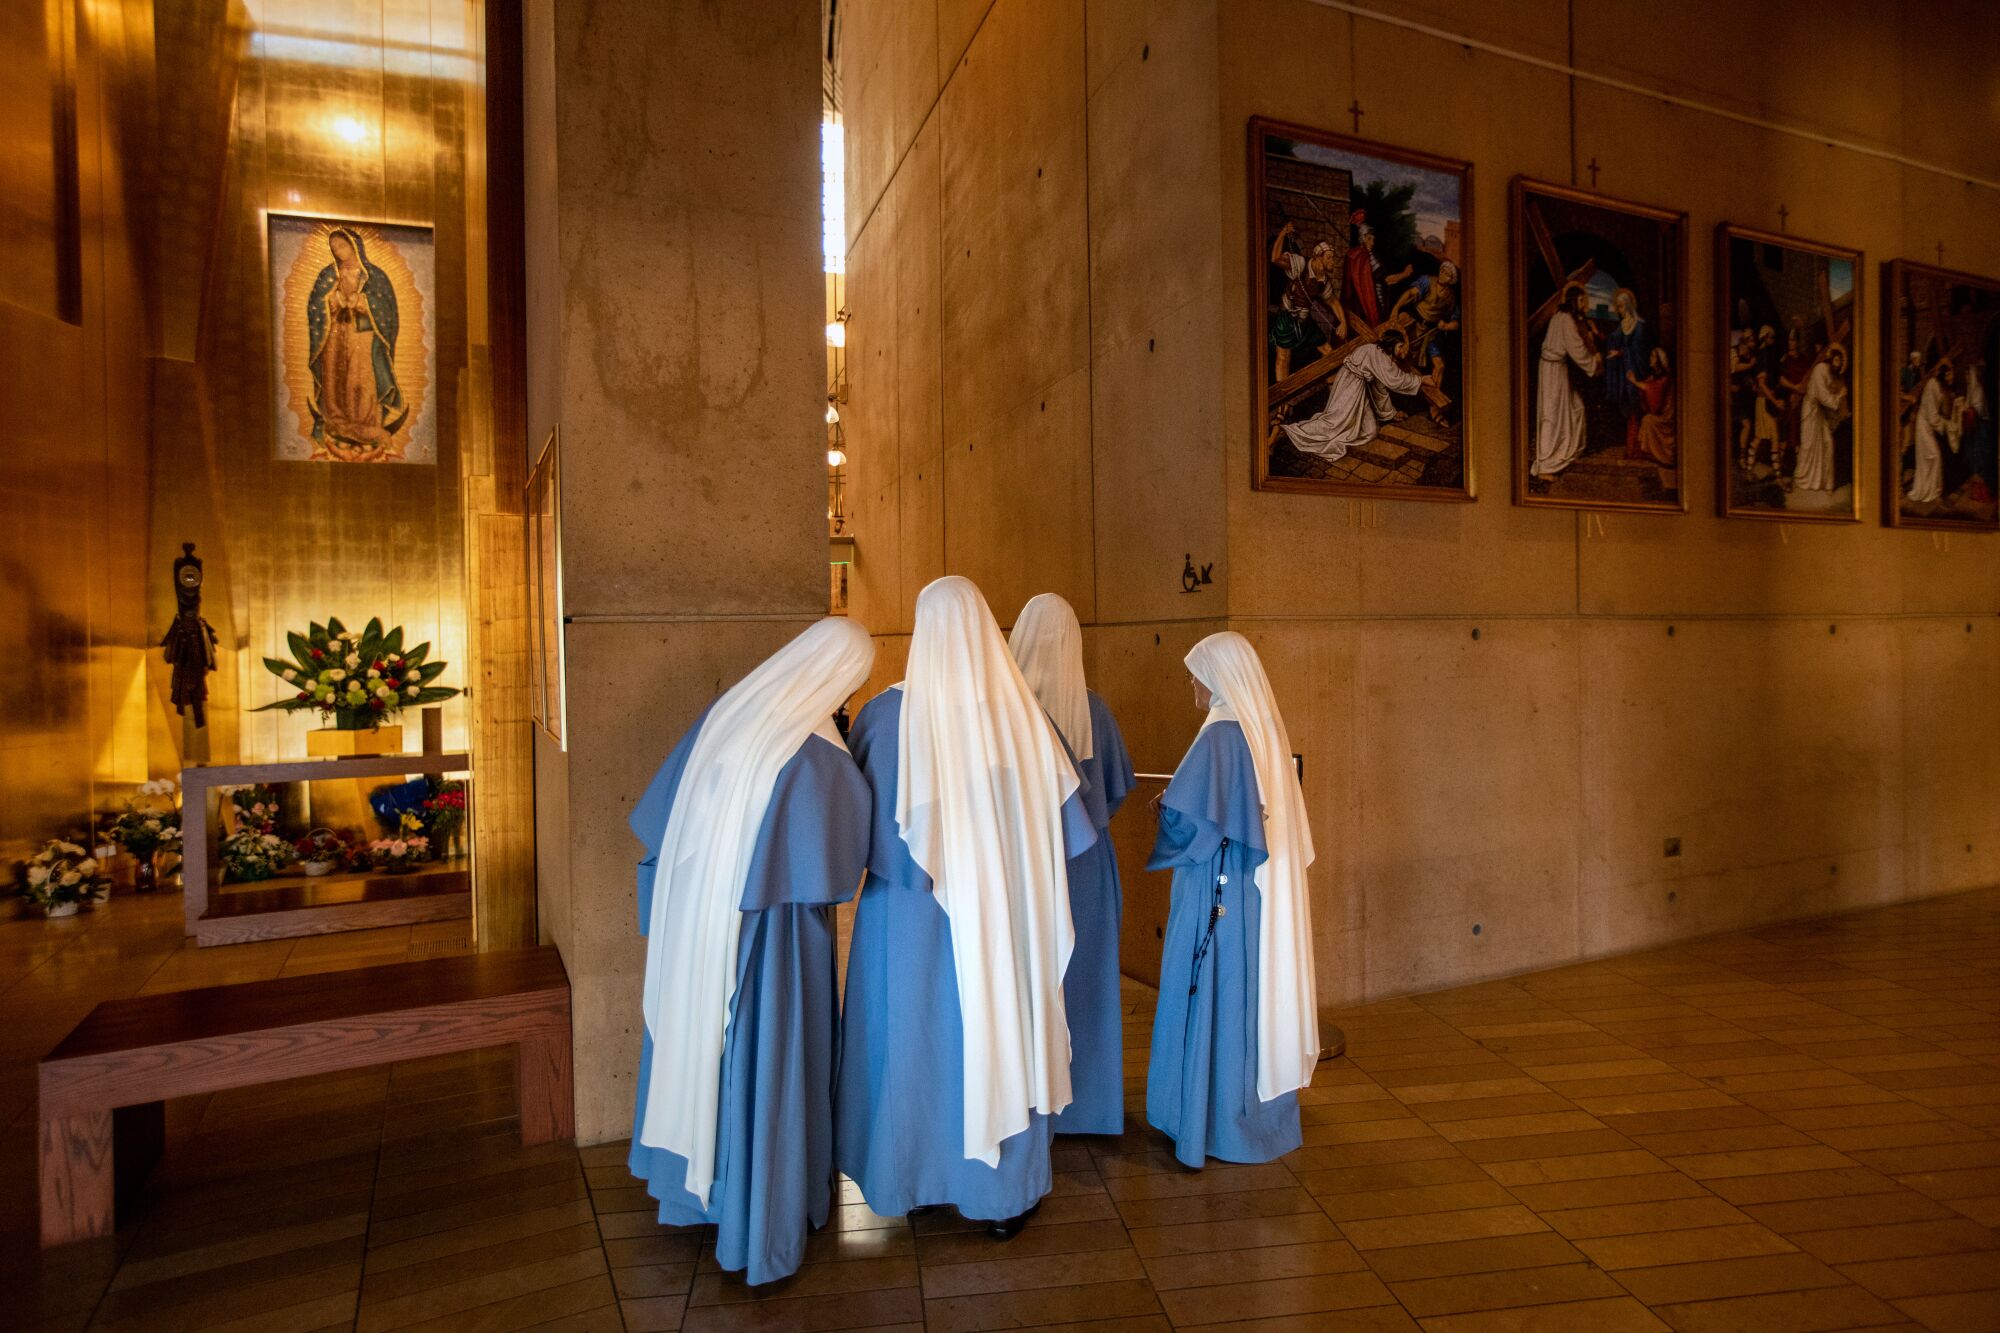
[38,946,572,1247]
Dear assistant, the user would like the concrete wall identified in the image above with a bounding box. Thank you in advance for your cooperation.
[843,0,2000,1008]
[526,0,828,1141]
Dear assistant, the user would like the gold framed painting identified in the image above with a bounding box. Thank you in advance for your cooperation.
[267,213,436,464]
[1249,117,1473,502]
[1511,178,1687,513]
[1882,259,1999,532]
[1717,226,1862,523]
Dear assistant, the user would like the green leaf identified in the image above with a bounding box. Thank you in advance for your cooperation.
[364,616,384,641]
[326,616,346,637]
[417,661,448,683]
[262,656,300,681]
[413,686,459,704]
[249,698,312,713]
[309,621,326,643]
[287,632,315,669]
[382,626,405,657]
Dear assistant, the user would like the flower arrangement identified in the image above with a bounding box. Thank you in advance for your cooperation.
[221,829,292,883]
[107,804,182,858]
[230,784,280,834]
[107,787,185,895]
[422,780,467,845]
[358,835,430,873]
[21,841,110,916]
[294,828,351,876]
[256,616,459,730]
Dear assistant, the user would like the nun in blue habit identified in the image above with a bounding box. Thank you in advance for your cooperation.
[1147,631,1319,1168]
[628,617,874,1286]
[1009,593,1135,1136]
[837,576,1097,1238]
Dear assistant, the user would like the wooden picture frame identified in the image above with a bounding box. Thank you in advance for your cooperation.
[1716,225,1862,523]
[1248,117,1474,502]
[1511,177,1688,514]
[1881,259,2000,532]
[526,426,567,746]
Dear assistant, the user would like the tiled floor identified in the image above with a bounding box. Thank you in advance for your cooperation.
[4,889,2000,1330]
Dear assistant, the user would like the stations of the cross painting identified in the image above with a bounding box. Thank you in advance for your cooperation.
[1520,196,1599,337]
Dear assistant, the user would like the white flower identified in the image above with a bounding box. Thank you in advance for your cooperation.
[27,867,48,886]
[405,686,420,698]
[60,871,81,887]
[404,670,419,683]
[144,817,160,830]
[330,669,347,682]
[345,652,360,668]
[282,668,299,683]
[367,667,381,679]
[76,858,96,875]
[375,685,392,699]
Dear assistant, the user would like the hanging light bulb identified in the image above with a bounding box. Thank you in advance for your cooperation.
[825,401,840,425]
[826,447,847,468]
[825,320,847,347]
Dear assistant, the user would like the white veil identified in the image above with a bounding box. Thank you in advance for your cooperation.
[897,576,1080,1164]
[638,617,875,1204]
[1008,592,1094,760]
[1186,631,1318,1102]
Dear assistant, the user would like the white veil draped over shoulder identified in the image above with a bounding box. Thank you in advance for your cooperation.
[1008,592,1094,761]
[897,576,1081,1165]
[638,617,874,1205]
[1186,631,1318,1102]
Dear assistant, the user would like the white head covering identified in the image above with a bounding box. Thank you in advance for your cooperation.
[1186,631,1319,1102]
[1008,593,1093,760]
[898,576,1080,1165]
[638,617,875,1204]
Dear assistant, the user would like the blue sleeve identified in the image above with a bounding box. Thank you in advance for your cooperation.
[631,708,710,934]
[1148,723,1266,870]
[1090,692,1136,821]
[1062,787,1099,861]
[739,735,872,909]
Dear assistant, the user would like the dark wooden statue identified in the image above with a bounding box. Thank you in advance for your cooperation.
[161,542,218,728]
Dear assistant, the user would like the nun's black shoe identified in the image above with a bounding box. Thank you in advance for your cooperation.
[985,1202,1039,1240]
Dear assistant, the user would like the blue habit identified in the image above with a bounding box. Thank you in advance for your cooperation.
[1052,690,1136,1135]
[835,687,1099,1219]
[628,711,870,1286]
[1146,721,1303,1168]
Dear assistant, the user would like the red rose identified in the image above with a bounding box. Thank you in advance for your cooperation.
[370,698,385,711]
[297,691,310,700]
[310,649,324,660]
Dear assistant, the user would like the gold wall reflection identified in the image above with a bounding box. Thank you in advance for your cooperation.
[5,0,531,941]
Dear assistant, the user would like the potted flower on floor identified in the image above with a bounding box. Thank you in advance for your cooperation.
[294,829,349,877]
[20,841,111,917]
[107,786,183,895]
[358,834,431,875]
[221,829,292,883]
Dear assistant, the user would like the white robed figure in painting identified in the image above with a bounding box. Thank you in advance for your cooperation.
[1793,345,1848,493]
[1275,329,1429,463]
[1531,283,1603,479]
[1908,359,1963,506]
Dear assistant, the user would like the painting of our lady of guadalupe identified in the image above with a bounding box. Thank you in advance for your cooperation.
[269,215,436,463]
